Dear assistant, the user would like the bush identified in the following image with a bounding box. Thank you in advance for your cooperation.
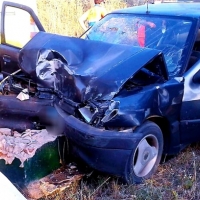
[36,0,130,37]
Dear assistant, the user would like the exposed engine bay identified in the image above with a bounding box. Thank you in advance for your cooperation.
[0,69,37,98]
[0,32,169,131]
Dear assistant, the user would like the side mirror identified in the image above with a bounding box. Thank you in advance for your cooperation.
[193,69,200,84]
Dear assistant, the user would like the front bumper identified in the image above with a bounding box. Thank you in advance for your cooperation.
[56,105,142,177]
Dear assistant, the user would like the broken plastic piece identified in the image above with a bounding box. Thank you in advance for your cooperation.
[0,129,57,167]
[16,89,29,101]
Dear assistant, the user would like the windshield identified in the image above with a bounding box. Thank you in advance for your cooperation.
[81,14,192,77]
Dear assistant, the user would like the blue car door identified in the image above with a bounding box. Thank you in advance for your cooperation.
[180,58,200,143]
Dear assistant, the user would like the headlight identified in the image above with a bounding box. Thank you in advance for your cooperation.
[79,106,98,123]
[101,100,120,123]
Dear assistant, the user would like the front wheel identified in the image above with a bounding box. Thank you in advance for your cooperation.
[125,121,163,184]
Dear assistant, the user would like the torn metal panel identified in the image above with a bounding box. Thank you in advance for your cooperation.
[0,129,57,167]
[19,32,168,102]
[0,128,66,186]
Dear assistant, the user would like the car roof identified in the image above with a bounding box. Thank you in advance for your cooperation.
[111,3,200,19]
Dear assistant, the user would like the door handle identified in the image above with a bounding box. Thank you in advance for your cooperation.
[3,55,11,63]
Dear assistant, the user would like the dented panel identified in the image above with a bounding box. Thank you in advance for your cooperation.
[18,32,185,148]
[19,32,168,102]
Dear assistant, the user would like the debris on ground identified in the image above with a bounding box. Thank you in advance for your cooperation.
[0,128,57,167]
[0,128,84,199]
[25,163,84,200]
[0,128,65,185]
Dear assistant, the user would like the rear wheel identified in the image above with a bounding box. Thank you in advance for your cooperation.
[125,121,163,184]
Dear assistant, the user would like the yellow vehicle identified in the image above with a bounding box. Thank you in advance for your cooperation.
[0,0,40,48]
[0,1,44,78]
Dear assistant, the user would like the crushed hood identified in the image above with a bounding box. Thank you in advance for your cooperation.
[19,32,168,102]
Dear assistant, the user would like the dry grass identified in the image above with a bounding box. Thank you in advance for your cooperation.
[61,143,200,200]
[36,0,128,37]
[36,0,177,36]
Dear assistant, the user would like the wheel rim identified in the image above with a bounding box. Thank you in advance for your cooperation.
[133,134,159,177]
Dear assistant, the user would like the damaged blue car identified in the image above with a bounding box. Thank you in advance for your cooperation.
[1,1,200,184]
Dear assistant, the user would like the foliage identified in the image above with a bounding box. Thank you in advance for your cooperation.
[37,0,131,37]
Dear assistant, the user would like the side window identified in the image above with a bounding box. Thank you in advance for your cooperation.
[187,29,200,70]
[193,29,200,51]
[4,6,39,48]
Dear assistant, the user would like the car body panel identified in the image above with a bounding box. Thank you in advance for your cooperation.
[19,32,168,102]
[109,78,184,127]
[113,3,200,18]
[180,58,200,143]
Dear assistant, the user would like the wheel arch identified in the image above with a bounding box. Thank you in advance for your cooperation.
[146,116,171,153]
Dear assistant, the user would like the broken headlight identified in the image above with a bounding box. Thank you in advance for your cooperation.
[78,100,120,125]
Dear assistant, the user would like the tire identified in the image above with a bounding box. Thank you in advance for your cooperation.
[125,121,163,184]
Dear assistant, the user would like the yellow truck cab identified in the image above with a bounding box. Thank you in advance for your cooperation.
[0,0,41,47]
[0,0,44,78]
